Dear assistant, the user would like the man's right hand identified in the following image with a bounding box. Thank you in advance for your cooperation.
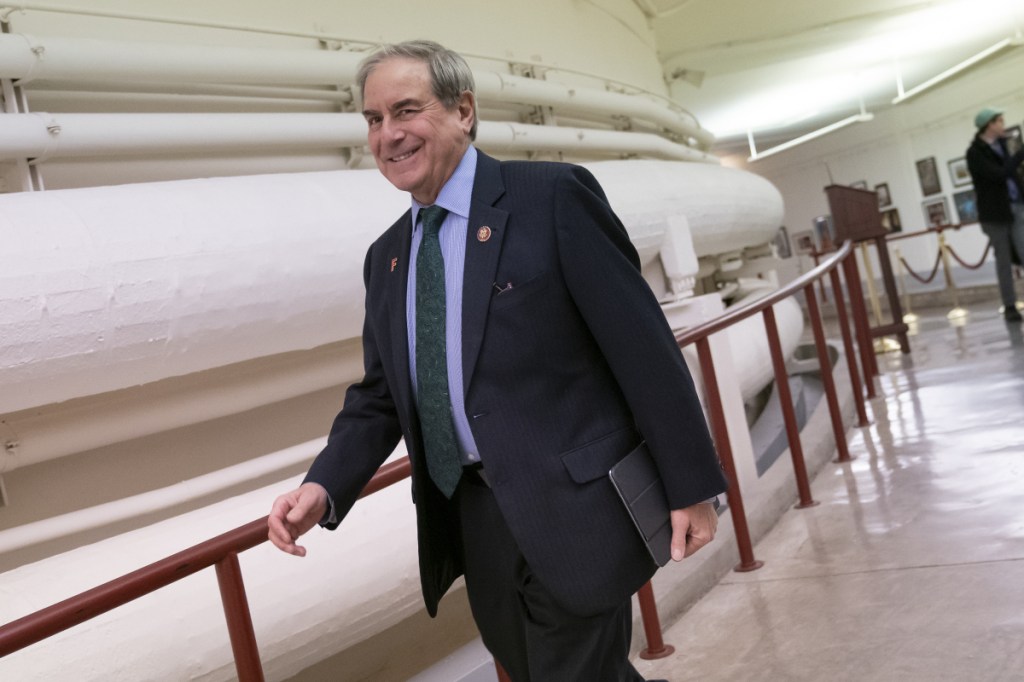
[268,482,329,557]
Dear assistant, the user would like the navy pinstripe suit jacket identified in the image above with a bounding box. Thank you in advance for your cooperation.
[305,149,726,617]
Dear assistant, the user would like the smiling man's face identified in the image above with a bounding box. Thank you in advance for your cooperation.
[362,57,475,205]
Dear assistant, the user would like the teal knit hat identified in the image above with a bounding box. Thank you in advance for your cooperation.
[974,107,1003,130]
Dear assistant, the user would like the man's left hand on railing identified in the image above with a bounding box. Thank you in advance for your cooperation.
[268,482,329,558]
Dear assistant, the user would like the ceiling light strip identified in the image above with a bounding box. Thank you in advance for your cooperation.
[892,37,1016,105]
[747,113,874,162]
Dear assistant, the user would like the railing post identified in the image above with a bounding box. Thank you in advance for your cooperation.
[215,553,266,682]
[695,337,763,572]
[803,284,853,463]
[829,267,870,428]
[762,306,818,508]
[841,248,878,396]
[636,581,675,659]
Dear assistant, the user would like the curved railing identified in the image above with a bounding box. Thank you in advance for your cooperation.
[0,459,412,680]
[672,241,871,575]
[0,240,876,681]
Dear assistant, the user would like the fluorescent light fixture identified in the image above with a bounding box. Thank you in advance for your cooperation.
[892,36,1019,104]
[748,113,874,162]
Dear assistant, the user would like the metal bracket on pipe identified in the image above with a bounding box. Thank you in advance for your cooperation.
[11,32,45,86]
[24,111,60,164]
[0,7,23,25]
[2,438,18,476]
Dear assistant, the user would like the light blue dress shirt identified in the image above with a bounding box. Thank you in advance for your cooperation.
[407,146,482,465]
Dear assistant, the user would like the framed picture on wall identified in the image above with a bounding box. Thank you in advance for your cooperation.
[880,208,902,233]
[922,196,949,227]
[953,189,979,224]
[916,157,942,196]
[793,230,815,254]
[947,157,972,187]
[1006,125,1023,155]
[875,182,892,209]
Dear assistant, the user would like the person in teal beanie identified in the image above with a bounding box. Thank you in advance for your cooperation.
[967,107,1024,321]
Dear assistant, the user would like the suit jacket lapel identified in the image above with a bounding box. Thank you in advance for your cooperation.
[386,211,418,430]
[462,152,508,393]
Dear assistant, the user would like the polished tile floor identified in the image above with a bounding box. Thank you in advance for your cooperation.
[636,303,1024,682]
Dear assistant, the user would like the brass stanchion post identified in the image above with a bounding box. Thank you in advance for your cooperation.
[894,246,919,326]
[858,243,901,353]
[938,232,968,322]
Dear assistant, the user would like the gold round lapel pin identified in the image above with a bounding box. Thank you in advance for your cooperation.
[477,226,492,242]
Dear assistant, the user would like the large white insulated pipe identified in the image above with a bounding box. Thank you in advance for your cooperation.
[0,113,712,162]
[0,161,781,469]
[0,33,713,148]
[0,168,401,418]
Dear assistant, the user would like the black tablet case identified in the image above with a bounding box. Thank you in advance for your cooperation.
[608,442,671,567]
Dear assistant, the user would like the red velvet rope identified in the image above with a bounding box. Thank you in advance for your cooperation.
[900,248,943,284]
[946,240,992,270]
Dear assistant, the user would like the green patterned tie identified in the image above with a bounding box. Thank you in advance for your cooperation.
[416,205,462,497]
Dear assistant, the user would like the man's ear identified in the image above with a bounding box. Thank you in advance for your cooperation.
[458,91,476,134]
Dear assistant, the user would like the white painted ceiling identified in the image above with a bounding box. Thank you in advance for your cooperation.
[649,0,1024,155]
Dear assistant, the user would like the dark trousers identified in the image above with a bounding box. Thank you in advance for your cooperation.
[454,473,645,682]
[982,205,1024,309]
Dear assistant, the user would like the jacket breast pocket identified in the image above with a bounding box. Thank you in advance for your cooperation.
[490,273,549,311]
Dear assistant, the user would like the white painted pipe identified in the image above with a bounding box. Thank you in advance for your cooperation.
[0,113,713,162]
[0,437,326,553]
[0,33,712,149]
[30,80,355,104]
[0,33,362,87]
[474,71,714,148]
[0,112,368,159]
[478,121,716,163]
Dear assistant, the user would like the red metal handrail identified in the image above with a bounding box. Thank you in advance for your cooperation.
[0,458,412,671]
[0,240,875,678]
[673,241,870,572]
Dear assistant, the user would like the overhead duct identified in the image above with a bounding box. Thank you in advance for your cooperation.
[0,33,714,151]
[0,113,715,163]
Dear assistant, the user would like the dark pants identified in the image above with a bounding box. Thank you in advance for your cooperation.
[982,204,1024,310]
[454,473,644,682]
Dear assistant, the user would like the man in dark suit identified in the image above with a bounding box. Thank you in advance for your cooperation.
[967,107,1024,322]
[269,40,726,681]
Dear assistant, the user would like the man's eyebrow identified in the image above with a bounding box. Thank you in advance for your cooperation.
[362,98,424,118]
[391,98,423,111]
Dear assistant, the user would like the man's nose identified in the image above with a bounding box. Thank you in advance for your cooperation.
[380,116,405,141]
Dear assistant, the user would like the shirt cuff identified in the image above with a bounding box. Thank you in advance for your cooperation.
[319,493,338,527]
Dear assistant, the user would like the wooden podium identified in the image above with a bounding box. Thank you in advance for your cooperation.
[825,185,910,353]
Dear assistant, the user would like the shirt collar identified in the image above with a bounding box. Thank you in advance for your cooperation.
[411,145,477,229]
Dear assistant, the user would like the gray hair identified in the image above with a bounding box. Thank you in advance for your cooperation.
[356,40,478,140]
